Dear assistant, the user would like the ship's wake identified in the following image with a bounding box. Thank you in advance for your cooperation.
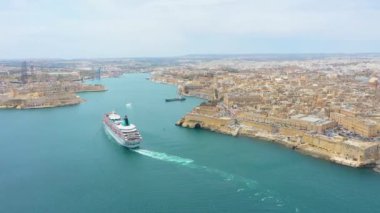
[132,148,286,209]
[133,149,193,165]
[133,149,255,187]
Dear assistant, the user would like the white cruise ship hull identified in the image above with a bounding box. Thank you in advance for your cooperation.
[103,123,140,149]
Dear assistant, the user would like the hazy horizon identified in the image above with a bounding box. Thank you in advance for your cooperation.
[2,52,380,61]
[1,0,380,58]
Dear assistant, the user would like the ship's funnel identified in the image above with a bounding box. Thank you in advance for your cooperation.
[124,115,130,126]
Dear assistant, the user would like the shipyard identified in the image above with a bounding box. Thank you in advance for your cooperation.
[0,59,153,109]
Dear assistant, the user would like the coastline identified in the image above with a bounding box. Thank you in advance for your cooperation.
[0,84,106,110]
[175,112,374,168]
[152,78,380,169]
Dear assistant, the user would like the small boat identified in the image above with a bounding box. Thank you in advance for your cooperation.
[165,97,186,102]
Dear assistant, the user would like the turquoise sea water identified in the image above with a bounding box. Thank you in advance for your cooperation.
[1,73,380,213]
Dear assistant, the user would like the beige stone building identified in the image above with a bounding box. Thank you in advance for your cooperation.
[302,134,379,166]
[330,112,378,137]
[224,93,263,108]
[237,112,335,134]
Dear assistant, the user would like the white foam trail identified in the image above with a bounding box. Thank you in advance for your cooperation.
[134,149,258,189]
[133,149,284,208]
[134,149,194,165]
[197,165,258,189]
[126,103,132,109]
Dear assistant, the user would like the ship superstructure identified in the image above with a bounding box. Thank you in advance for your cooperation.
[103,111,142,148]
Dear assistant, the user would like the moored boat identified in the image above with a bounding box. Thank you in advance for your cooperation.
[165,97,186,102]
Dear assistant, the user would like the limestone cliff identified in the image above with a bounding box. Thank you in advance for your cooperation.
[176,113,239,136]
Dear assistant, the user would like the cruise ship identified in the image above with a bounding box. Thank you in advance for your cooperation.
[103,111,142,148]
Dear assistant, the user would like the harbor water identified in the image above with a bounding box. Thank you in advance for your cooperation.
[1,73,380,212]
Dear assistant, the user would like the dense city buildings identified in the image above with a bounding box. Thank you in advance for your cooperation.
[151,55,380,167]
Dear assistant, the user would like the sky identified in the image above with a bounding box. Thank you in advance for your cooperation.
[1,0,380,58]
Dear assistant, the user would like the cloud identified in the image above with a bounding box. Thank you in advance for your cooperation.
[0,0,380,58]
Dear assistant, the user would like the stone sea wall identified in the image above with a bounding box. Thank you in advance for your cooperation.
[0,84,106,109]
[0,93,83,109]
[176,113,380,168]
